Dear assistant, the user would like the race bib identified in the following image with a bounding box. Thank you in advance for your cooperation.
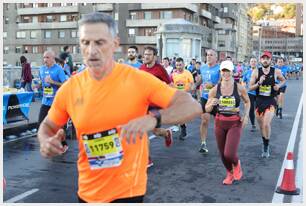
[43,87,54,98]
[259,85,271,96]
[82,128,123,170]
[218,96,238,114]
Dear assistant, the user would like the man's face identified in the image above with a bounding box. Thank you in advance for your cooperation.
[277,59,284,67]
[192,59,196,65]
[162,59,169,67]
[260,56,271,68]
[176,61,185,71]
[206,51,217,65]
[79,23,119,75]
[127,48,137,61]
[43,52,54,67]
[143,49,155,65]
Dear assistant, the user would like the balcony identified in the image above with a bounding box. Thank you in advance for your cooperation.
[126,19,177,27]
[18,21,78,30]
[17,6,78,15]
[128,36,156,44]
[201,10,212,19]
[141,3,198,13]
[95,3,113,11]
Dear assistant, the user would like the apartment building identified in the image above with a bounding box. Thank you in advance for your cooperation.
[4,3,253,66]
[3,3,115,67]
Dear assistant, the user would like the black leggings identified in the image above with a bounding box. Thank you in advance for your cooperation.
[248,93,256,126]
[78,195,144,203]
[38,104,51,128]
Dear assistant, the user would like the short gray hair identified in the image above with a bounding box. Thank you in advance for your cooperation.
[78,12,117,37]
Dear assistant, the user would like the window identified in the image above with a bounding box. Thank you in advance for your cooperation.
[218,30,226,35]
[15,46,22,53]
[60,15,67,22]
[61,3,67,7]
[72,46,79,54]
[223,7,228,13]
[130,12,137,20]
[166,38,180,57]
[24,46,29,53]
[160,11,172,19]
[16,31,26,39]
[30,31,37,39]
[46,15,53,22]
[32,16,38,23]
[46,46,52,51]
[128,28,135,37]
[71,30,77,38]
[45,30,51,38]
[4,46,9,54]
[32,46,38,54]
[182,39,192,57]
[5,17,9,24]
[144,11,152,20]
[47,3,53,7]
[59,31,65,38]
[218,40,225,47]
[144,28,156,36]
[22,16,31,23]
[72,3,78,6]
[33,3,38,8]
[3,32,7,39]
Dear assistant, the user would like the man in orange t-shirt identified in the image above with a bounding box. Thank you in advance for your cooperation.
[37,12,202,203]
[171,57,194,140]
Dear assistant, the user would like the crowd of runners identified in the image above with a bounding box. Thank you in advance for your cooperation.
[34,12,303,203]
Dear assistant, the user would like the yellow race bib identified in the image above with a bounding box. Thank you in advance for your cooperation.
[82,128,123,170]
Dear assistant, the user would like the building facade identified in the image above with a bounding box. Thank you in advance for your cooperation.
[4,3,254,67]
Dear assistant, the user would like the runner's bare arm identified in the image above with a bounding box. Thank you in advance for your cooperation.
[238,84,250,127]
[205,86,218,113]
[249,68,260,91]
[119,90,202,144]
[37,117,67,158]
[274,69,286,90]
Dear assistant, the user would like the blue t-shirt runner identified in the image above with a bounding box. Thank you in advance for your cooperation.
[200,63,220,99]
[125,61,142,69]
[39,63,68,106]
[242,67,256,96]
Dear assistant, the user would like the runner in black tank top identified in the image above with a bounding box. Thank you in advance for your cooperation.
[249,51,286,158]
[206,60,250,185]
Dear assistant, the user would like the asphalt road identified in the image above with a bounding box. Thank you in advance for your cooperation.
[3,77,303,203]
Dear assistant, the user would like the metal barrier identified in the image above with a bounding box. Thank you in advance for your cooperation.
[3,66,40,88]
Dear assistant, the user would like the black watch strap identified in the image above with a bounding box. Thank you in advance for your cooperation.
[149,110,161,128]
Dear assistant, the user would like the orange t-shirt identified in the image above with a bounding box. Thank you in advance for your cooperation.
[171,69,194,91]
[48,63,176,202]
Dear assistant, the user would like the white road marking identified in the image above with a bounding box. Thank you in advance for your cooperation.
[272,93,303,203]
[5,188,39,203]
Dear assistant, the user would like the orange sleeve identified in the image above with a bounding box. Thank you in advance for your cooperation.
[188,71,194,83]
[48,80,70,126]
[139,71,177,108]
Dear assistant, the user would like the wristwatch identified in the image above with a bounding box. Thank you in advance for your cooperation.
[149,110,161,128]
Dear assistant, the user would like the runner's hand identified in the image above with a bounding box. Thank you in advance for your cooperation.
[259,75,266,84]
[39,129,67,158]
[273,84,280,91]
[211,98,219,106]
[119,115,156,144]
